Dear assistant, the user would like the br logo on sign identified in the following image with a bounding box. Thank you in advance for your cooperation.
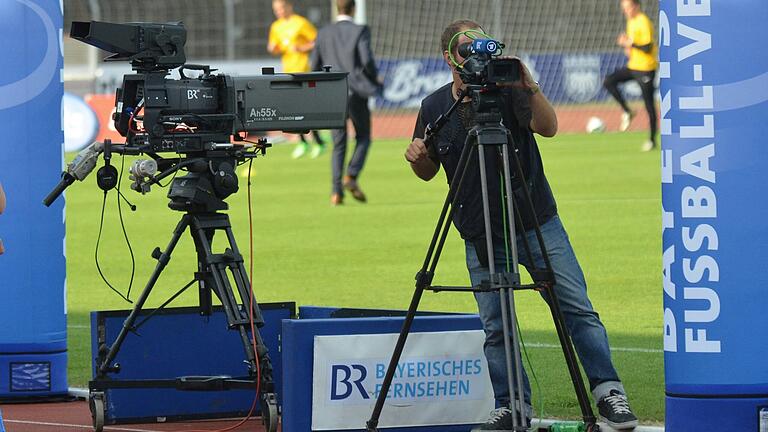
[331,364,370,400]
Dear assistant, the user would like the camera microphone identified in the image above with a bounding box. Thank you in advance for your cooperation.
[43,142,105,207]
[118,190,137,211]
[42,172,76,207]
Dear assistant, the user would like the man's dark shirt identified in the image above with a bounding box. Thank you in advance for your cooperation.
[413,82,557,242]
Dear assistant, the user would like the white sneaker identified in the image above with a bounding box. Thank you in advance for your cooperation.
[291,142,309,159]
[620,111,635,132]
[309,143,326,159]
[640,140,655,152]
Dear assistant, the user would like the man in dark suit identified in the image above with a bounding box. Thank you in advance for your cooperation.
[310,0,381,206]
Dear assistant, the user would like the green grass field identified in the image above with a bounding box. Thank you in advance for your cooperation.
[65,131,663,424]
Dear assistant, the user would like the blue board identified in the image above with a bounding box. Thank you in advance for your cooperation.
[282,308,486,432]
[91,303,294,424]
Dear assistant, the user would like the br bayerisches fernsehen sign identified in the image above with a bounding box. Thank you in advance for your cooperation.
[311,330,494,430]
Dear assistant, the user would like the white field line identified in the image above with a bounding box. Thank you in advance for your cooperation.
[2,419,163,431]
[67,325,661,353]
[526,341,662,354]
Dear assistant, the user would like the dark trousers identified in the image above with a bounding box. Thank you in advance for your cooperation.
[299,130,325,144]
[331,93,371,195]
[604,67,658,144]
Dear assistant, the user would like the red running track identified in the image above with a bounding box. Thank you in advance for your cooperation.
[0,400,276,432]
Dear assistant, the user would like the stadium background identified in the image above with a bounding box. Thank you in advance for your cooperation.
[0,0,667,426]
[62,0,659,140]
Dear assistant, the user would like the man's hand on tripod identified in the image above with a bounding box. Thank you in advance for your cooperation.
[405,138,439,181]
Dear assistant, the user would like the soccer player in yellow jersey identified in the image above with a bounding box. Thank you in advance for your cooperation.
[604,0,659,151]
[268,0,327,159]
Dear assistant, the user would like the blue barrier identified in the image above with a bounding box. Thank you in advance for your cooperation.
[661,1,768,429]
[281,307,489,432]
[90,303,294,424]
[0,0,67,399]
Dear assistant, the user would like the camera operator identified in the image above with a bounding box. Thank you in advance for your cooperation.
[404,20,638,431]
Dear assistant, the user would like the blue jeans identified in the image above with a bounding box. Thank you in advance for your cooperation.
[466,215,624,407]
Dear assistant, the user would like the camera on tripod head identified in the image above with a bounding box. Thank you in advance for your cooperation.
[456,38,522,87]
[51,20,349,213]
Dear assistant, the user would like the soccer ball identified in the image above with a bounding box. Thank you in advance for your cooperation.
[585,116,606,134]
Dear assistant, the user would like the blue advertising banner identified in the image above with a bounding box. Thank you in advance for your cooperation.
[661,0,768,429]
[376,52,632,109]
[0,0,67,397]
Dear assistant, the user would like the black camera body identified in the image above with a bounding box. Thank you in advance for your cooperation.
[71,21,348,155]
[460,57,522,87]
[113,66,348,154]
[68,20,349,212]
[456,38,522,87]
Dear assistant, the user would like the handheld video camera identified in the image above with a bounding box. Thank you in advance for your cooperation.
[456,38,521,86]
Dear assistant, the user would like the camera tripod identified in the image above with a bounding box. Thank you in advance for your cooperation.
[366,88,599,432]
[88,208,279,432]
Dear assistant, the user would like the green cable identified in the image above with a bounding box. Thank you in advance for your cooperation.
[447,29,494,68]
[499,175,545,429]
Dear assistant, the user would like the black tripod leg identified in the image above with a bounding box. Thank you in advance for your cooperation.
[479,143,527,430]
[505,139,597,426]
[230,258,276,395]
[366,138,477,432]
[501,143,539,422]
[96,215,191,378]
[545,284,598,426]
[194,230,214,317]
[188,214,278,431]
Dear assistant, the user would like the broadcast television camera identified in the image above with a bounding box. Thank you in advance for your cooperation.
[456,38,521,86]
[44,22,348,431]
[45,20,348,212]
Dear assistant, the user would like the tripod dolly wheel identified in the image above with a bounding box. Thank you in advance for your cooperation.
[89,391,105,432]
[261,392,279,432]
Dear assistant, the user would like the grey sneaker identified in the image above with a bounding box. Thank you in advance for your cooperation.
[597,389,638,430]
[471,407,530,431]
